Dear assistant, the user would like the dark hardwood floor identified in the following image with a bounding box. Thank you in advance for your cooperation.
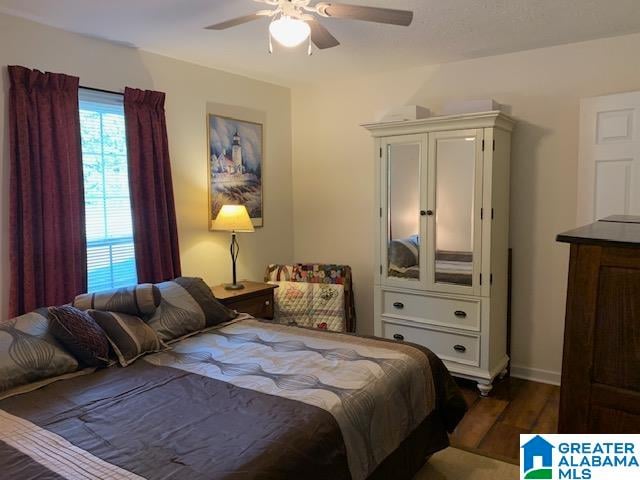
[449,376,560,463]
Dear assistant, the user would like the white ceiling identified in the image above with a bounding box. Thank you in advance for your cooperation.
[2,0,640,87]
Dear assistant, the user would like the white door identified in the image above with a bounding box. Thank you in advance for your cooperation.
[578,91,640,225]
[379,134,429,290]
[426,129,484,296]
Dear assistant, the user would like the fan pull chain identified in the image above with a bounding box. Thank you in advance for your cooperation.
[307,35,313,56]
[268,31,273,54]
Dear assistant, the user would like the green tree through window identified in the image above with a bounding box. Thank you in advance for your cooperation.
[79,89,137,292]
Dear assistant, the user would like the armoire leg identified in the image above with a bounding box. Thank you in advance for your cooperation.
[477,381,493,397]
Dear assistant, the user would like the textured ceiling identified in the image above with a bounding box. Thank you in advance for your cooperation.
[2,0,640,86]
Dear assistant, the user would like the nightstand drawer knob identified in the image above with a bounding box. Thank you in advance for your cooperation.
[453,344,467,353]
[393,334,404,341]
[393,302,405,309]
[454,310,467,318]
[265,300,270,305]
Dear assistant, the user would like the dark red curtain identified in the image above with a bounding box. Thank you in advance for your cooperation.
[124,87,181,284]
[8,65,87,317]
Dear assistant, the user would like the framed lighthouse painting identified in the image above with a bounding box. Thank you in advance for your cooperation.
[208,114,264,229]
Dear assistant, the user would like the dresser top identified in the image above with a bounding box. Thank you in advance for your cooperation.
[361,110,515,136]
[557,216,640,248]
[211,281,278,302]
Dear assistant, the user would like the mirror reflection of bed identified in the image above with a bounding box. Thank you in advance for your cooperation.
[388,237,473,286]
[386,137,475,287]
[433,135,475,286]
[387,142,423,280]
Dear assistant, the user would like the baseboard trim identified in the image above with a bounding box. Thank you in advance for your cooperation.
[510,364,561,386]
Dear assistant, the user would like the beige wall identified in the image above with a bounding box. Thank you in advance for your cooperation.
[3,11,640,382]
[292,33,640,382]
[0,13,294,317]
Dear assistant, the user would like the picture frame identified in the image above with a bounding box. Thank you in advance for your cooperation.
[207,114,264,229]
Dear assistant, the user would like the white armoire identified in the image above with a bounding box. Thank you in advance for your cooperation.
[363,111,515,395]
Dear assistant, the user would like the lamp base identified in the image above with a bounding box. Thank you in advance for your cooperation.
[224,282,245,291]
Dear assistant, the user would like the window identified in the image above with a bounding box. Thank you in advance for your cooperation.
[79,89,137,292]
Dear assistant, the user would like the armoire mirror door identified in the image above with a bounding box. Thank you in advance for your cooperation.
[380,134,428,290]
[427,129,484,295]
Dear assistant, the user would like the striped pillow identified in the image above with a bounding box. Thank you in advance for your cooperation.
[0,309,79,394]
[147,277,237,343]
[389,235,420,268]
[88,311,167,367]
[73,284,161,317]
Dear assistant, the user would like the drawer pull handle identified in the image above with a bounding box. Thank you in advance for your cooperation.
[393,334,405,341]
[393,302,405,309]
[454,310,467,318]
[453,344,467,353]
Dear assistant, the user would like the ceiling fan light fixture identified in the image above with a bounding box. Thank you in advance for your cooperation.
[269,15,310,48]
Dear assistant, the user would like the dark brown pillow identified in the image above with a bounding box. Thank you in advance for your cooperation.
[47,306,110,368]
[89,310,167,367]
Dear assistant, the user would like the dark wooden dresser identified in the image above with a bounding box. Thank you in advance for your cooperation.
[557,215,640,433]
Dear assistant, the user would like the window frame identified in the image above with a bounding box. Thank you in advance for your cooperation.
[79,87,138,293]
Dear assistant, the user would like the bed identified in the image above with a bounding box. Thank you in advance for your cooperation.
[0,282,466,480]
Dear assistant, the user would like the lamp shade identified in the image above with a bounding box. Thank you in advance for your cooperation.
[212,205,255,232]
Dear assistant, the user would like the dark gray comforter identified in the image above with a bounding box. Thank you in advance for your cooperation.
[0,319,465,480]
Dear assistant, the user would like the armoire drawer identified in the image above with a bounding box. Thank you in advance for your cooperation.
[382,291,480,331]
[383,321,480,367]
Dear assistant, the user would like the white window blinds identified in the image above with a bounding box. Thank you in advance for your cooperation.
[79,88,138,292]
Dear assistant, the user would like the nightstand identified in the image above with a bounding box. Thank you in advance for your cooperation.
[212,281,278,320]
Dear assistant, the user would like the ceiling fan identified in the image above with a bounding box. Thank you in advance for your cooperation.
[205,0,414,54]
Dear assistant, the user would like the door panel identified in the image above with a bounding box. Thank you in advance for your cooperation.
[427,129,483,295]
[578,92,640,224]
[593,266,640,391]
[380,134,428,290]
[594,159,632,219]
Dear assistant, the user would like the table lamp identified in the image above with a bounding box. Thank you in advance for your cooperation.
[212,205,255,290]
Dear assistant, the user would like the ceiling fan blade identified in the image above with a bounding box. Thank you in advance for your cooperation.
[205,13,263,30]
[316,3,413,26]
[308,19,340,50]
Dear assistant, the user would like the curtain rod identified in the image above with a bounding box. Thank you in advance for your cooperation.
[80,85,124,96]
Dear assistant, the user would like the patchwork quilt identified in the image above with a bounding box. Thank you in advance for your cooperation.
[271,281,346,331]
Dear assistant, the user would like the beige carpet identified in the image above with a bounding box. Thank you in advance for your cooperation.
[414,448,519,479]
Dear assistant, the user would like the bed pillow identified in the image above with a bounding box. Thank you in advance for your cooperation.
[0,309,79,394]
[73,283,162,317]
[271,281,346,332]
[389,235,420,268]
[88,310,167,367]
[147,277,237,343]
[48,306,111,368]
